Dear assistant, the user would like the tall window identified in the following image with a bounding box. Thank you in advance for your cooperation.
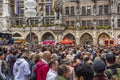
[87,6,91,15]
[82,6,86,15]
[82,20,86,26]
[46,5,49,15]
[0,0,3,16]
[45,5,54,15]
[66,21,69,28]
[71,21,74,26]
[118,19,120,27]
[104,20,109,26]
[99,5,103,14]
[10,0,15,17]
[65,7,69,15]
[87,20,91,27]
[70,7,75,15]
[104,5,108,14]
[99,20,103,26]
[118,4,120,13]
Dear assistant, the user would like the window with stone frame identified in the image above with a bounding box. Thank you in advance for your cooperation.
[0,0,3,16]
[104,5,109,14]
[82,20,86,27]
[104,20,109,26]
[66,21,70,28]
[99,5,103,15]
[99,20,103,26]
[87,20,91,27]
[46,5,50,15]
[10,0,14,17]
[82,6,86,15]
[70,7,75,15]
[65,7,69,15]
[118,19,120,27]
[117,3,120,13]
[87,6,91,15]
[71,21,75,27]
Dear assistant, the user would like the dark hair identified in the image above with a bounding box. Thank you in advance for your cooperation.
[57,64,69,76]
[48,59,58,68]
[75,63,94,80]
[106,52,116,64]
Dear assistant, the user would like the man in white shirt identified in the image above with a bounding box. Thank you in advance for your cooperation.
[46,59,58,80]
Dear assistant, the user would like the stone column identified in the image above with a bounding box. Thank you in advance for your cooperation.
[2,0,10,31]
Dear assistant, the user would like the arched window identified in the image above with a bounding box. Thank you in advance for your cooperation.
[13,33,22,37]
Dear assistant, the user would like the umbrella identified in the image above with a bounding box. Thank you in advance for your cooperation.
[60,38,74,44]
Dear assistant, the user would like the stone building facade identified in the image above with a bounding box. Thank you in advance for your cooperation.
[0,0,120,45]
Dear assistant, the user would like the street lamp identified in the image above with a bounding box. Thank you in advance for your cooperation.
[93,0,97,45]
[24,0,37,51]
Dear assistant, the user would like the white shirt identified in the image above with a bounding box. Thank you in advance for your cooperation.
[46,69,57,80]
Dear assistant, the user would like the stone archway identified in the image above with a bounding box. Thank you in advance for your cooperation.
[41,32,55,41]
[98,33,110,46]
[80,33,93,45]
[13,33,22,37]
[63,33,76,43]
[26,32,39,43]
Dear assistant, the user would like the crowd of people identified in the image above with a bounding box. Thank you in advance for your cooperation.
[0,43,120,80]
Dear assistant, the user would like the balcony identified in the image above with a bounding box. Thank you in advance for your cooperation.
[9,24,65,31]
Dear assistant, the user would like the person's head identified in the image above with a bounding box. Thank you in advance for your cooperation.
[57,64,71,80]
[48,59,59,71]
[21,52,29,60]
[0,51,4,60]
[106,52,116,64]
[32,54,41,64]
[43,51,51,62]
[93,59,106,74]
[75,63,94,80]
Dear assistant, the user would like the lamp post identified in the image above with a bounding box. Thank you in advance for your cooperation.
[70,0,80,44]
[93,0,97,45]
[24,0,37,51]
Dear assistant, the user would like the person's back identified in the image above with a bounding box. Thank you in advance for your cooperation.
[105,53,120,80]
[34,59,49,80]
[93,59,109,80]
[13,53,31,80]
[34,51,51,80]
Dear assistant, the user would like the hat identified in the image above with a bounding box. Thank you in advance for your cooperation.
[93,59,106,73]
[0,51,4,56]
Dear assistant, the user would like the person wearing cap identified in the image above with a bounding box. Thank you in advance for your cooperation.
[0,51,6,80]
[13,52,31,80]
[93,59,108,80]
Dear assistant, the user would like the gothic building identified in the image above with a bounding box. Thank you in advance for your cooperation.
[0,0,120,45]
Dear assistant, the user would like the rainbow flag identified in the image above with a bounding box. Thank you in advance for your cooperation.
[14,0,18,14]
[50,0,56,12]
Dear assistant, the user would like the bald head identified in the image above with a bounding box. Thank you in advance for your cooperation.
[43,51,51,62]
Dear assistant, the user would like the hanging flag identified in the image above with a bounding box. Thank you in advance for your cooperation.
[50,0,56,12]
[14,0,19,14]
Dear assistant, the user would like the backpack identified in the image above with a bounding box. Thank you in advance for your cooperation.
[105,68,120,80]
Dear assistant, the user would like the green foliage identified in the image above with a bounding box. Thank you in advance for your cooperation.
[69,26,76,30]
